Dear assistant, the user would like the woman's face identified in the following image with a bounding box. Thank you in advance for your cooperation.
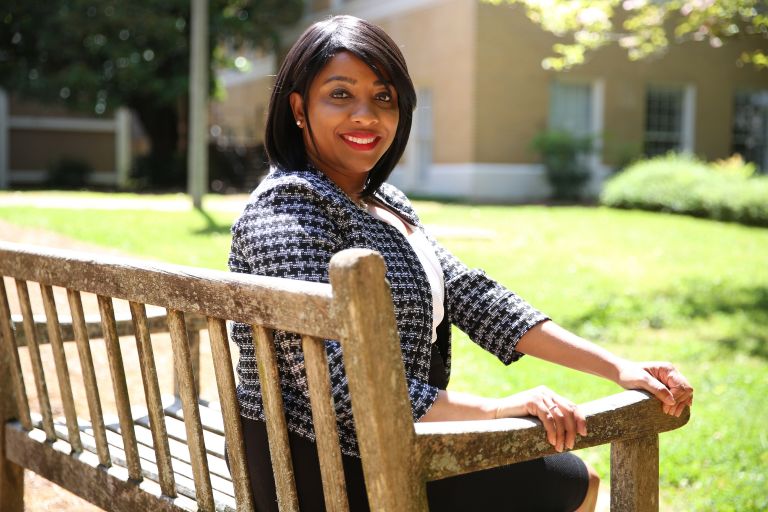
[290,51,399,196]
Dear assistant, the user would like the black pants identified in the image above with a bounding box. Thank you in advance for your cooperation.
[237,415,589,511]
[233,346,589,511]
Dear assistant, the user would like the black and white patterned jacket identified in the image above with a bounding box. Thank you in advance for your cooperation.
[228,166,548,457]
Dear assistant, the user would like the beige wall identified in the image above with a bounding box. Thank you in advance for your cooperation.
[10,130,115,173]
[474,2,768,166]
[8,95,116,175]
[377,0,477,164]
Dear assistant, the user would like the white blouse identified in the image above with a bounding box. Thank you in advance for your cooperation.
[366,200,445,344]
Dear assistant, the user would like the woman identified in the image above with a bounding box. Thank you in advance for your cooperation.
[228,15,693,512]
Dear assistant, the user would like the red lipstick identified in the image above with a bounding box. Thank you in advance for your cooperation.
[340,132,381,151]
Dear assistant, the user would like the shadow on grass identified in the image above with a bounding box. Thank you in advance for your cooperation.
[192,208,231,235]
[565,281,768,360]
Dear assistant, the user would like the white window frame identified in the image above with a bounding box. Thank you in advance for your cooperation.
[644,84,696,157]
[731,89,768,172]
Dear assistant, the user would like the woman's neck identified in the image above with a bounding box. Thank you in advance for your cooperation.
[307,159,367,205]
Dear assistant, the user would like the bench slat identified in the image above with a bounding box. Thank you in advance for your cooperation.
[131,301,177,497]
[80,420,237,504]
[208,316,255,511]
[0,242,339,339]
[132,409,226,461]
[168,309,215,511]
[302,335,350,512]
[253,325,300,512]
[0,278,31,430]
[99,294,142,480]
[67,288,112,467]
[105,412,232,482]
[40,284,83,453]
[15,279,56,441]
[6,422,199,512]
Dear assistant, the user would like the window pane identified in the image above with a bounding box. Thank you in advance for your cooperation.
[549,82,592,138]
[644,86,684,157]
[731,90,768,173]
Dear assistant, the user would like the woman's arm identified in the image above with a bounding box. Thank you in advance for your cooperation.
[418,320,694,452]
[419,385,588,452]
[516,320,694,417]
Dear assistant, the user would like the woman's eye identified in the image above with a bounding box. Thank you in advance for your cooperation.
[376,91,392,102]
[330,89,350,99]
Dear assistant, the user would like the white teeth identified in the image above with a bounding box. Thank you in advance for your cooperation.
[343,135,376,144]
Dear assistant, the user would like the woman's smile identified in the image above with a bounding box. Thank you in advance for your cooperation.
[340,131,382,150]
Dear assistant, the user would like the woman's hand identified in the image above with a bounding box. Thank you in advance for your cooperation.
[614,360,694,417]
[493,386,587,452]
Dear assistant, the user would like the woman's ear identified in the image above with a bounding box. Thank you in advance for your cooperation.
[289,92,305,128]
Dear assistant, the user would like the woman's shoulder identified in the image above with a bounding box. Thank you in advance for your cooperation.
[376,182,421,225]
[250,166,340,202]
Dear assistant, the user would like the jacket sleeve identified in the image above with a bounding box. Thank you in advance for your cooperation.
[431,238,550,364]
[230,180,438,423]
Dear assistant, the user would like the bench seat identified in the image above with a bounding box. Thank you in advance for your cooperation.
[5,397,236,512]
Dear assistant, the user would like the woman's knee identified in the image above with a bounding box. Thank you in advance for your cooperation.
[575,461,600,512]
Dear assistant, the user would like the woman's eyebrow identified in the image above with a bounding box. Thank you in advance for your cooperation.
[322,75,389,86]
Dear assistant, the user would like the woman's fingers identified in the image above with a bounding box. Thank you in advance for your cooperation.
[531,389,584,452]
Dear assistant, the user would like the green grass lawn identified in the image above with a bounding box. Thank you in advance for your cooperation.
[1,192,766,511]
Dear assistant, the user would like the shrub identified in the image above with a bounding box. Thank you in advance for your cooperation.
[46,157,93,189]
[531,130,593,201]
[600,153,768,227]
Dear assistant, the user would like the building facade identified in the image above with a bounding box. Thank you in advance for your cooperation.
[213,0,768,202]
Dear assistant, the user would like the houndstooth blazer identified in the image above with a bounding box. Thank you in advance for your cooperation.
[228,166,549,457]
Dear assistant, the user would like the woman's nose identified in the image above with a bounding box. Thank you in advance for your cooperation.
[350,100,378,124]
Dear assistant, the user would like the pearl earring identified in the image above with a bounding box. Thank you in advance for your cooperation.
[296,120,302,128]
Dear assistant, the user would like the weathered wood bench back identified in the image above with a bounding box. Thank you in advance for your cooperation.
[0,241,689,512]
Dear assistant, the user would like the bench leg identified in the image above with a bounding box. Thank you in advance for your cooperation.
[610,434,659,512]
[0,424,24,512]
[2,328,23,512]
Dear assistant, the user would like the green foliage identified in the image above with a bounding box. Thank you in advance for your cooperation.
[484,0,768,70]
[601,152,768,227]
[46,157,93,189]
[530,130,592,200]
[0,1,302,186]
[0,1,302,114]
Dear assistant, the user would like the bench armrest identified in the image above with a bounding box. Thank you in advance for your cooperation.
[415,390,689,480]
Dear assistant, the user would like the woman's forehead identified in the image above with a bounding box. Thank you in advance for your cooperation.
[315,51,392,86]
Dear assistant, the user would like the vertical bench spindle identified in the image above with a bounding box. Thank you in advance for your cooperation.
[15,279,56,441]
[0,279,31,430]
[302,335,349,512]
[67,289,111,467]
[98,295,142,480]
[0,278,24,512]
[40,284,83,453]
[130,301,176,497]
[207,317,255,512]
[253,325,300,512]
[167,309,214,511]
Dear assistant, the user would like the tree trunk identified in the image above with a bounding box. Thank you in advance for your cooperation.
[131,101,186,188]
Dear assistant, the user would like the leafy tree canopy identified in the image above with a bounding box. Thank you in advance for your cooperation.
[0,1,302,114]
[485,0,768,70]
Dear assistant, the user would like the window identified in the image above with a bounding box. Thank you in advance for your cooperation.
[644,86,685,157]
[732,90,768,173]
[549,81,593,139]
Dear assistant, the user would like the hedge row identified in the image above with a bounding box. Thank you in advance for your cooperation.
[600,154,768,227]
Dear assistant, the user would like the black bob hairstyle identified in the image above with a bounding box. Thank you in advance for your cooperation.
[264,15,417,197]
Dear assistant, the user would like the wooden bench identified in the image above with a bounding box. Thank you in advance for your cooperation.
[0,241,689,511]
